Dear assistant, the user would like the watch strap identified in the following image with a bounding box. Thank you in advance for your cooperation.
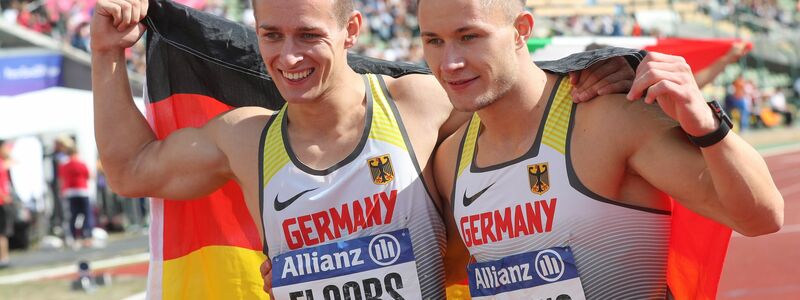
[687,100,733,148]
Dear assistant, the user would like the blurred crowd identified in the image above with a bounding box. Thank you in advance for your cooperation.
[0,136,149,260]
[699,0,800,27]
[725,76,797,132]
[1,0,798,122]
[3,0,800,69]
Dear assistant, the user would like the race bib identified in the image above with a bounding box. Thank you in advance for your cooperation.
[467,246,586,300]
[272,229,422,300]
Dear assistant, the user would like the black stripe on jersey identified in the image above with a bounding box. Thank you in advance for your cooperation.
[259,110,280,255]
[451,114,476,214]
[280,75,374,176]
[564,94,671,216]
[469,76,563,173]
[375,75,441,216]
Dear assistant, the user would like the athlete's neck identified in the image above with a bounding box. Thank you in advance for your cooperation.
[285,69,367,138]
[477,64,555,143]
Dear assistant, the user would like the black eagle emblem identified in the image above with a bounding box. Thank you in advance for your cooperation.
[528,163,550,195]
[368,154,395,184]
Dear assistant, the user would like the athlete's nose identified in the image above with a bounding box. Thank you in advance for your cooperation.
[441,44,465,73]
[279,39,304,67]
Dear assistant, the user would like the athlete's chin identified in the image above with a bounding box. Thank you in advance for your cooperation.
[450,97,495,113]
[282,90,322,104]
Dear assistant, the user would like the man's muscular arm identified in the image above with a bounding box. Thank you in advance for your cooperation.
[91,0,234,199]
[625,53,783,236]
[433,125,471,285]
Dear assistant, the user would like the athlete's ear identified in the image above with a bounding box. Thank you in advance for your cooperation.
[513,11,534,50]
[344,11,362,49]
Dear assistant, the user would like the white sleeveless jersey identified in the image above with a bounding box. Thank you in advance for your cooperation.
[260,74,446,300]
[452,77,671,299]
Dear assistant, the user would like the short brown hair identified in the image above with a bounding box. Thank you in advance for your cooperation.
[251,0,354,28]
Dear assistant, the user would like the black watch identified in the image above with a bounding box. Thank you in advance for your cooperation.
[686,100,733,148]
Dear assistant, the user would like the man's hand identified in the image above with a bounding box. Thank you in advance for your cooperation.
[723,41,751,64]
[569,56,635,103]
[90,0,148,52]
[627,52,717,137]
[260,258,274,298]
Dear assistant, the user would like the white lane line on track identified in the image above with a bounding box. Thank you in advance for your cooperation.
[0,252,150,285]
[732,224,800,237]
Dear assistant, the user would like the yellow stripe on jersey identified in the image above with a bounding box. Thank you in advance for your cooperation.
[163,246,268,300]
[458,114,481,177]
[262,107,291,186]
[541,79,574,154]
[366,74,407,151]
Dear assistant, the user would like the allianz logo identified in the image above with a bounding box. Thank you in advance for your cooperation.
[368,233,402,267]
[280,233,404,279]
[535,249,565,282]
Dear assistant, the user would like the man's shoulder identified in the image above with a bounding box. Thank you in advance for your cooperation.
[382,73,440,101]
[210,106,274,129]
[208,106,274,143]
[574,93,679,143]
[382,73,451,116]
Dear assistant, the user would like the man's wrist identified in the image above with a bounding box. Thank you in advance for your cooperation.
[686,100,733,148]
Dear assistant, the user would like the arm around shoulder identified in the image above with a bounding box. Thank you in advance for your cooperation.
[433,125,471,286]
[386,74,469,142]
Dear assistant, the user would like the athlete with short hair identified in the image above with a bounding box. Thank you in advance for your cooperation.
[424,0,784,298]
[93,0,647,298]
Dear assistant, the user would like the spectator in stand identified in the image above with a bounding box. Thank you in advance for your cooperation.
[58,141,93,248]
[1,0,19,24]
[70,21,90,52]
[730,75,752,132]
[770,87,793,126]
[0,140,13,268]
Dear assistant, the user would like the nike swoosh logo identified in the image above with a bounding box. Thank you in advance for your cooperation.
[274,188,318,211]
[463,183,495,207]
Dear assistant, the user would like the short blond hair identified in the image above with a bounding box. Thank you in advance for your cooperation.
[417,0,525,23]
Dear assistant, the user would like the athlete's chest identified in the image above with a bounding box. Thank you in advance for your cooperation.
[263,140,422,244]
[454,147,567,247]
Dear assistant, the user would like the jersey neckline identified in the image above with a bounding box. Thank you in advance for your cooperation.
[469,76,563,173]
[280,75,374,176]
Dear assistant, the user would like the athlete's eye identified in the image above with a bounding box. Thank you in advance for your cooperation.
[263,32,282,41]
[301,33,321,40]
[462,34,478,42]
[424,38,443,46]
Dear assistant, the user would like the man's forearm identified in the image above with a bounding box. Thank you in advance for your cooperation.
[91,50,157,189]
[701,134,783,236]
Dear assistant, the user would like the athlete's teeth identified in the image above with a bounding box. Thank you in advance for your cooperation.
[284,69,311,80]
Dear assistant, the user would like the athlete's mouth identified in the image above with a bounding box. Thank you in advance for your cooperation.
[281,68,315,81]
[446,76,478,86]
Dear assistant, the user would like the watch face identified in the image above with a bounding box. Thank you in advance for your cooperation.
[709,100,733,129]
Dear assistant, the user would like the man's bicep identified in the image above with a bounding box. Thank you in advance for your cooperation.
[433,130,463,201]
[114,125,232,200]
[433,132,470,284]
[629,127,731,225]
